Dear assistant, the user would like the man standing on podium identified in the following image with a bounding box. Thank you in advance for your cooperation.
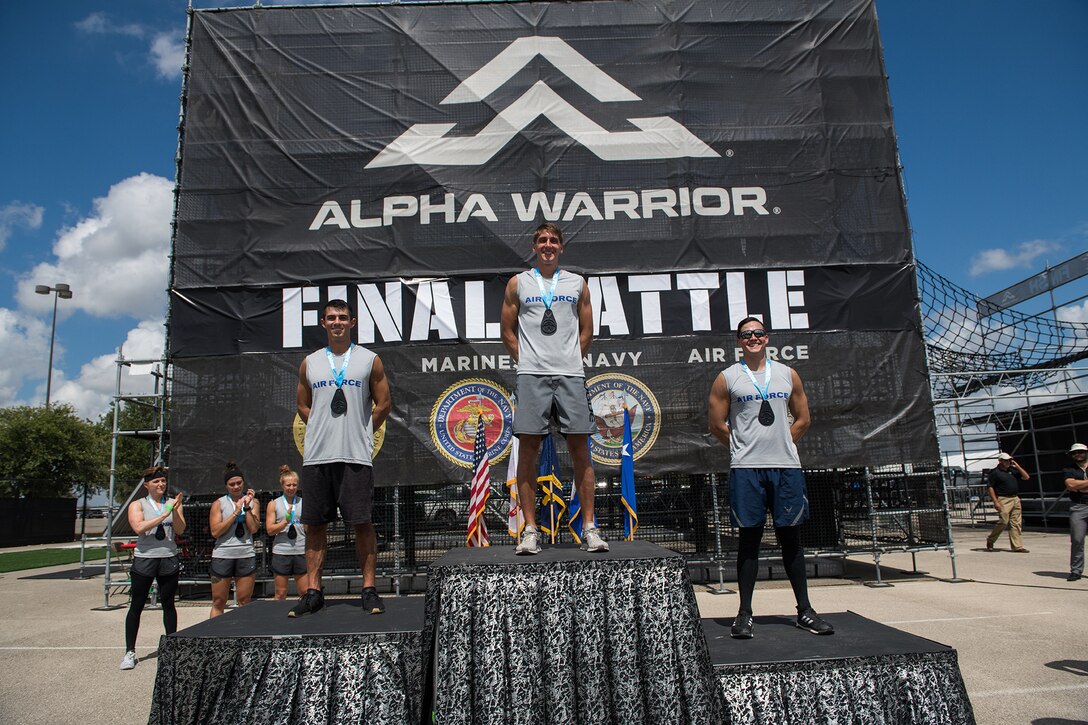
[291,299,392,618]
[708,316,834,639]
[501,223,608,555]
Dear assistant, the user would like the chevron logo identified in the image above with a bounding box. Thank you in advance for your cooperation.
[367,36,719,168]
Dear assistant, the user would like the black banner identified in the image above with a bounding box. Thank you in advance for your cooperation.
[169,0,938,492]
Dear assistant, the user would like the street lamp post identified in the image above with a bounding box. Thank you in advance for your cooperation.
[34,283,73,408]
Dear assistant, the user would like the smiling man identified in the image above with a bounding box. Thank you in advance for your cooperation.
[708,317,832,639]
[292,299,392,617]
[501,223,608,555]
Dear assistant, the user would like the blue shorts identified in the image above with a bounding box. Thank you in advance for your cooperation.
[729,468,810,528]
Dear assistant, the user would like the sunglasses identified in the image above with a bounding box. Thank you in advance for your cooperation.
[738,330,767,340]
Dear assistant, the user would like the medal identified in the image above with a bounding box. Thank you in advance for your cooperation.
[758,400,776,427]
[326,344,354,415]
[287,524,297,540]
[235,521,245,539]
[741,359,777,428]
[540,308,557,336]
[330,386,347,415]
[154,523,166,540]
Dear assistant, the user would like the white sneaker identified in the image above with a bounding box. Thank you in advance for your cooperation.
[120,650,138,670]
[516,525,542,555]
[580,525,610,553]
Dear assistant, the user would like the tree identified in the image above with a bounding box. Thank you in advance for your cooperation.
[0,405,107,498]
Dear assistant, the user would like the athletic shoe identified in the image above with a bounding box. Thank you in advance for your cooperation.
[1067,573,1081,582]
[1012,548,1030,553]
[362,587,385,614]
[730,612,754,639]
[288,588,324,618]
[985,540,994,551]
[580,525,610,553]
[516,525,542,555]
[119,650,137,670]
[796,608,835,635]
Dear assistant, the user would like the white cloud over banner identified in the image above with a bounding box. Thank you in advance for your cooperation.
[16,173,172,317]
[5,173,173,417]
[969,239,1063,277]
[75,13,184,80]
[150,32,185,80]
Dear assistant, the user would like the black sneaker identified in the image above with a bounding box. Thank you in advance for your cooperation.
[1068,573,1082,582]
[796,608,834,635]
[362,587,385,614]
[288,588,324,618]
[730,611,754,639]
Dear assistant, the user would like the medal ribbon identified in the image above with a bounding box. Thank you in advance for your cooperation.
[740,359,773,403]
[283,495,297,524]
[147,496,171,526]
[531,268,561,311]
[325,343,354,388]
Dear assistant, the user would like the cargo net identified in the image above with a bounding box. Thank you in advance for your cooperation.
[917,261,1088,398]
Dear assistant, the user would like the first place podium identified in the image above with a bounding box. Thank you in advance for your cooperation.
[425,540,721,724]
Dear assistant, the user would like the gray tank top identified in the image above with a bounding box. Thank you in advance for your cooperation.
[211,495,256,559]
[272,495,306,555]
[516,269,584,377]
[722,360,802,469]
[303,344,377,465]
[134,497,176,559]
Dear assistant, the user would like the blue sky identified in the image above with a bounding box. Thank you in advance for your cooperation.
[0,0,1085,418]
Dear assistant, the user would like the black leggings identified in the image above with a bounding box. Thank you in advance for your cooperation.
[736,525,811,615]
[125,571,179,651]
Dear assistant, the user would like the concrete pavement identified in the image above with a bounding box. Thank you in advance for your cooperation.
[0,525,1084,724]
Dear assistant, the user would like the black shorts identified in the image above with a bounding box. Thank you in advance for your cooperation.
[270,553,307,576]
[210,556,256,579]
[131,555,179,579]
[300,462,375,525]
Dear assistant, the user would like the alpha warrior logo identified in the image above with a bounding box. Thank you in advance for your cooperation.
[367,37,719,168]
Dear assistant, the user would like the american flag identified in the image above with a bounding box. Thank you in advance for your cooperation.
[466,413,491,547]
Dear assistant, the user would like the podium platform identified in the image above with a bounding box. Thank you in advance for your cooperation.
[705,611,975,724]
[425,541,720,724]
[148,598,426,725]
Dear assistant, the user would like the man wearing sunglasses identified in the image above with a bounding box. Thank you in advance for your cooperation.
[708,317,833,639]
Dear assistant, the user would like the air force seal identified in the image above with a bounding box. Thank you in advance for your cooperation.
[586,373,660,466]
[430,379,514,468]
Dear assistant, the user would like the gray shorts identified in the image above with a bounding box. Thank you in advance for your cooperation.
[132,555,179,579]
[270,553,307,577]
[514,374,594,435]
[210,556,256,580]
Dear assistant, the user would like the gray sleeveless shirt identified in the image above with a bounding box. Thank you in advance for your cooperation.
[272,495,306,555]
[303,344,377,466]
[134,497,176,559]
[211,495,256,559]
[722,360,802,469]
[516,269,585,378]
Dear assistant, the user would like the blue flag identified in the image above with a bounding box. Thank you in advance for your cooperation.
[537,434,567,541]
[621,407,638,540]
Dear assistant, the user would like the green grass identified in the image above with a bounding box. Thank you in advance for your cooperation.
[0,547,108,573]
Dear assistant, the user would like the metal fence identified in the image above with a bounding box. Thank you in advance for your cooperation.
[111,465,954,594]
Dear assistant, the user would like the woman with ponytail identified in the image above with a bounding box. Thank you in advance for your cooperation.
[208,462,259,617]
[265,465,309,600]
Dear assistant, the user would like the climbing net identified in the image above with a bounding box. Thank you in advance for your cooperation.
[916,261,1088,399]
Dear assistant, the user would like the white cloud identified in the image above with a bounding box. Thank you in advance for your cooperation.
[969,239,1062,277]
[75,13,184,80]
[1058,299,1088,323]
[150,32,186,80]
[75,12,145,38]
[51,319,166,419]
[16,173,173,318]
[0,201,45,251]
[0,309,50,407]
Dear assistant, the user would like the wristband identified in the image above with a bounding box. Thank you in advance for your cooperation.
[165,503,174,513]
